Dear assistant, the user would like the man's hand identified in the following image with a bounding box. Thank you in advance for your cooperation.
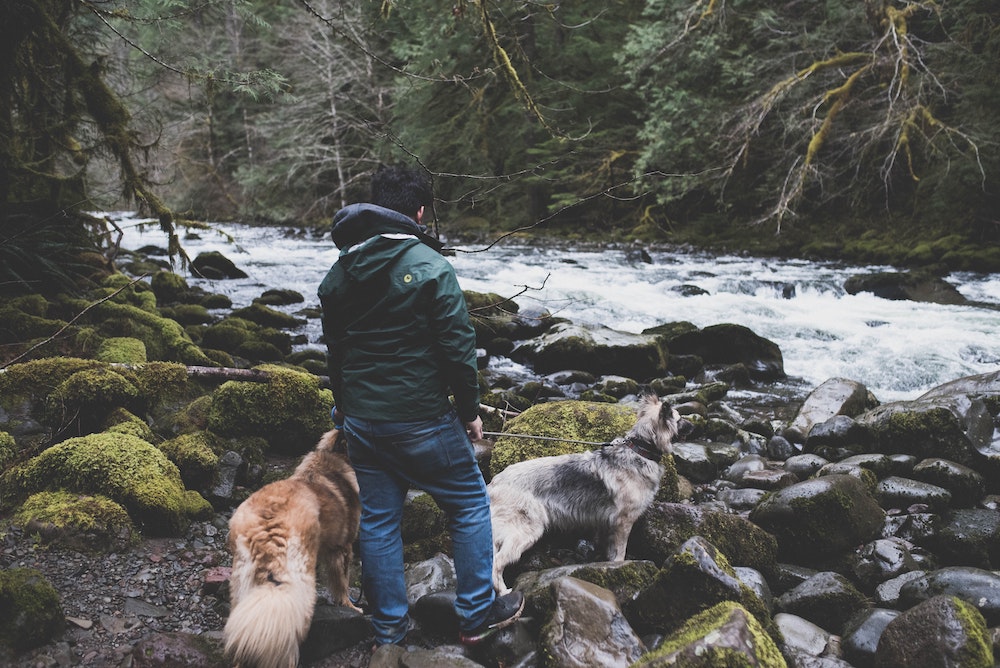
[465,416,483,441]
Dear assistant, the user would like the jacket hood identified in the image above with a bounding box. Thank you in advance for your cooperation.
[331,203,443,252]
[331,203,444,283]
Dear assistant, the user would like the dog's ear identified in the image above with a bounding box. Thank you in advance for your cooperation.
[658,400,674,423]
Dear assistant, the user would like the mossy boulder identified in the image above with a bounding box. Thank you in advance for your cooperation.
[150,270,190,304]
[0,358,102,445]
[632,601,787,668]
[625,536,778,641]
[13,490,136,552]
[857,396,995,466]
[95,336,148,363]
[509,322,667,380]
[631,502,778,579]
[490,400,647,476]
[207,366,334,454]
[82,298,214,366]
[749,474,885,562]
[516,560,660,622]
[103,407,156,442]
[0,432,210,536]
[0,431,16,469]
[191,250,248,279]
[44,367,142,434]
[158,431,221,491]
[663,323,785,382]
[0,568,63,651]
[230,303,306,329]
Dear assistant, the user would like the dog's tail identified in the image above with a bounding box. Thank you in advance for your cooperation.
[316,427,347,454]
[224,540,316,668]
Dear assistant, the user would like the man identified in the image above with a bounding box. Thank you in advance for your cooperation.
[318,164,523,648]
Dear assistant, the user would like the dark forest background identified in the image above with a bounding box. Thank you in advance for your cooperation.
[3,0,999,294]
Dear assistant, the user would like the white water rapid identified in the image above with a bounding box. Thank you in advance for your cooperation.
[112,214,1000,404]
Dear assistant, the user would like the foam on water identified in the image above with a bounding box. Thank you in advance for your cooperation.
[113,214,1000,403]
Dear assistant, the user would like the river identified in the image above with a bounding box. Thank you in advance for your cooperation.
[111,213,1000,404]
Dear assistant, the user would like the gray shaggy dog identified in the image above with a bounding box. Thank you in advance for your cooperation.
[488,393,692,593]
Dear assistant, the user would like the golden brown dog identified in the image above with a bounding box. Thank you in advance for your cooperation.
[224,429,361,668]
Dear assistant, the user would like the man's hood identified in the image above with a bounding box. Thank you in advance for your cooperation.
[331,203,443,252]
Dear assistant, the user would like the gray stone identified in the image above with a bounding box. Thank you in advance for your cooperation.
[749,474,884,562]
[775,612,837,657]
[671,442,717,483]
[851,538,920,593]
[540,577,646,668]
[841,608,899,668]
[873,595,993,667]
[929,508,1000,569]
[785,378,876,444]
[784,454,829,480]
[775,571,870,634]
[899,567,1000,625]
[911,458,985,507]
[876,476,952,512]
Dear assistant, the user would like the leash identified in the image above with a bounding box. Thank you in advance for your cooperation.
[482,431,612,447]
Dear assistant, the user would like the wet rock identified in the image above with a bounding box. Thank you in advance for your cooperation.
[625,536,774,638]
[666,323,785,381]
[857,395,995,467]
[301,605,374,662]
[841,608,899,668]
[191,251,248,279]
[876,476,952,513]
[723,453,768,483]
[718,487,768,512]
[911,458,985,507]
[818,454,896,479]
[775,571,870,635]
[632,601,786,667]
[671,442,717,483]
[843,270,969,304]
[927,509,1000,569]
[775,612,838,658]
[405,553,457,605]
[899,567,1000,625]
[851,538,920,593]
[873,595,992,667]
[785,378,877,444]
[741,468,799,491]
[767,434,797,460]
[509,322,666,379]
[874,571,926,608]
[631,502,778,577]
[0,568,63,652]
[784,454,829,480]
[805,415,874,458]
[539,577,646,667]
[514,560,659,621]
[750,475,884,562]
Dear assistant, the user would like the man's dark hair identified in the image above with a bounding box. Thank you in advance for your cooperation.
[370,165,432,216]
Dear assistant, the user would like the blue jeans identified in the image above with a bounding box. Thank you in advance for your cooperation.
[343,410,495,645]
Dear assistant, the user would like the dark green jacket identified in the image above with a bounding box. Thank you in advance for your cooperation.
[318,203,480,423]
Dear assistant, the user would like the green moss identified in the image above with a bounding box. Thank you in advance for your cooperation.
[162,304,212,326]
[0,431,16,469]
[488,401,639,476]
[952,597,993,666]
[103,407,156,442]
[229,303,304,329]
[0,432,206,536]
[150,271,189,304]
[81,298,214,365]
[634,601,787,667]
[158,431,221,490]
[95,336,148,363]
[0,568,63,651]
[0,358,102,407]
[207,365,334,454]
[12,490,136,552]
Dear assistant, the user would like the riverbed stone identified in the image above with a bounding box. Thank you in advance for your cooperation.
[850,538,921,593]
[910,458,985,507]
[665,323,785,381]
[784,454,829,480]
[775,613,838,659]
[857,395,995,467]
[749,474,884,562]
[723,453,767,483]
[841,608,900,668]
[191,250,248,279]
[625,536,775,639]
[873,595,992,668]
[775,571,870,634]
[514,560,659,620]
[874,570,926,608]
[632,601,786,668]
[876,476,952,512]
[804,415,874,458]
[0,568,64,652]
[509,322,666,379]
[927,508,1000,569]
[671,442,716,482]
[785,378,877,444]
[631,502,778,577]
[843,271,969,305]
[539,577,646,668]
[899,567,1000,625]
